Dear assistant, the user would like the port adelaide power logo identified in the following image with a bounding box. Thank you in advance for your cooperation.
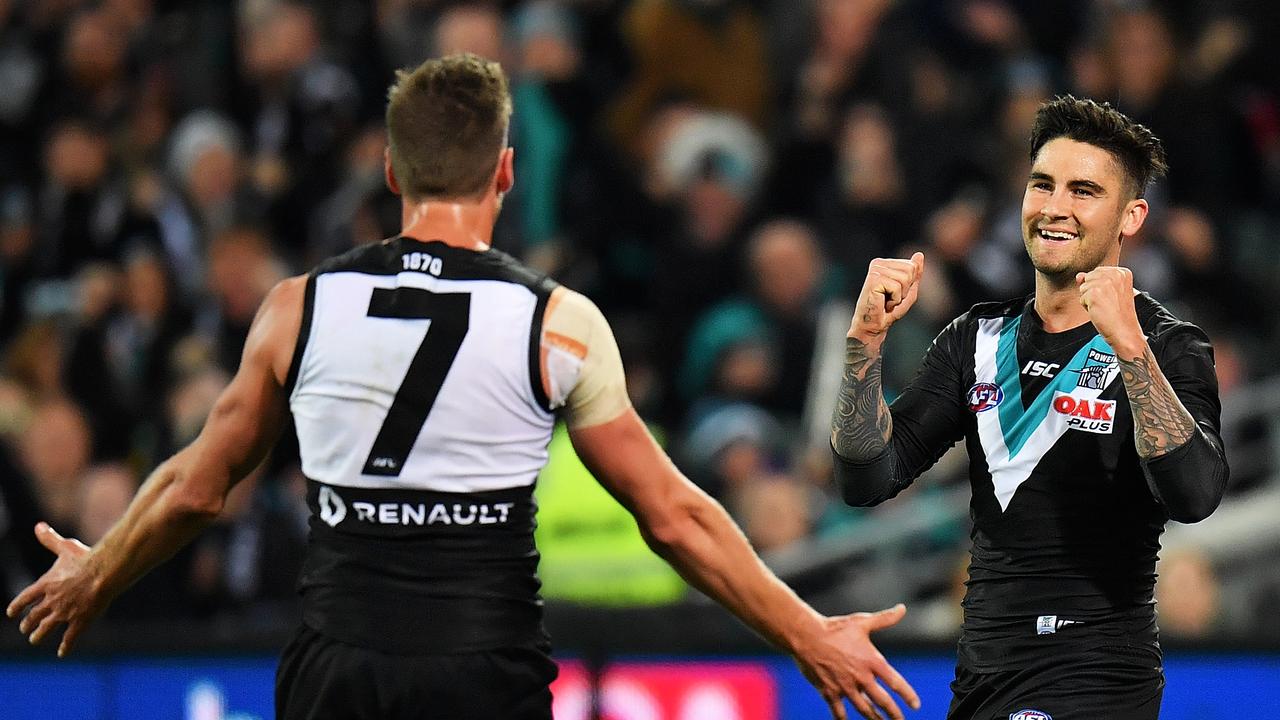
[1074,348,1120,390]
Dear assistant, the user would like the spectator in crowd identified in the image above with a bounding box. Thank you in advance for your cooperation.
[1107,6,1260,214]
[200,226,285,374]
[608,0,771,158]
[434,2,505,62]
[4,321,66,403]
[52,9,132,127]
[681,219,834,420]
[683,401,782,502]
[815,102,913,274]
[647,111,768,414]
[1155,548,1222,640]
[35,120,128,279]
[76,464,136,545]
[508,1,585,265]
[306,124,394,266]
[734,472,815,553]
[18,400,94,535]
[233,1,362,255]
[769,0,915,214]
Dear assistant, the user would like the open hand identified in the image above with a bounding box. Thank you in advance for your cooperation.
[794,604,921,719]
[849,254,925,347]
[6,523,104,658]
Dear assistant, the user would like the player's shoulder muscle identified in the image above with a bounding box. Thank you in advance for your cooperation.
[249,274,309,386]
[542,287,631,429]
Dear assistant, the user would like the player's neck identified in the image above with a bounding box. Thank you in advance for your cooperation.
[400,196,498,251]
[1033,274,1091,333]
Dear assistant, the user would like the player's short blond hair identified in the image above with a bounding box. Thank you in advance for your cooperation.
[385,53,512,200]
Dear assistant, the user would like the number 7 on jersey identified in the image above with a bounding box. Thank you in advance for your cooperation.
[362,287,471,476]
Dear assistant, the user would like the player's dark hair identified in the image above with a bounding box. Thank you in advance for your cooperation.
[385,53,512,200]
[1029,95,1168,198]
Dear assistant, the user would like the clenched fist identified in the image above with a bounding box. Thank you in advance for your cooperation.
[1075,266,1146,360]
[849,253,925,348]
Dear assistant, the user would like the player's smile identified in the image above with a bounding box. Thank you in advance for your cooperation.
[1035,227,1079,243]
[1030,225,1082,258]
[1026,214,1086,260]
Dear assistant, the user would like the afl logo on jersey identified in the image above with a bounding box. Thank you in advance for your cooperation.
[1010,711,1052,720]
[967,382,1004,413]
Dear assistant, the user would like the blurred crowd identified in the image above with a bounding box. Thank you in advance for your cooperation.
[2,0,1279,640]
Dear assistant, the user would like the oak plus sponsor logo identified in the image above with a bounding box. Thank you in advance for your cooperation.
[967,382,1004,413]
[1010,711,1053,720]
[1051,391,1115,434]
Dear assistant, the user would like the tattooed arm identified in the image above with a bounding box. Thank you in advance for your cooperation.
[831,313,970,506]
[1117,331,1229,524]
[1118,345,1195,458]
[831,254,969,506]
[1077,270,1228,523]
[830,337,893,461]
[831,254,922,462]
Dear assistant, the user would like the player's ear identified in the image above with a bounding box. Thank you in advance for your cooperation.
[384,147,402,196]
[495,147,514,195]
[1119,198,1148,239]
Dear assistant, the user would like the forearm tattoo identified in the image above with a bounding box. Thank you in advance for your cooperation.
[1119,345,1195,459]
[831,337,892,460]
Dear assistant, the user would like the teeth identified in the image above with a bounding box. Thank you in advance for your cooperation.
[1040,230,1077,240]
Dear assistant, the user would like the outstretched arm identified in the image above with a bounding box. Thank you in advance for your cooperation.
[7,276,306,656]
[546,288,919,719]
[571,411,919,720]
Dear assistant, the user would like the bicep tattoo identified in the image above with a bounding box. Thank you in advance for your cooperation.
[1119,345,1195,459]
[831,337,892,460]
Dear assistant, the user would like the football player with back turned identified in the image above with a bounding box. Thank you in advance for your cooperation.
[9,54,920,720]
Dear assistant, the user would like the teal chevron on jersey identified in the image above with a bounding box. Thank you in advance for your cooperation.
[996,326,1116,459]
[994,316,1024,451]
[974,315,1120,511]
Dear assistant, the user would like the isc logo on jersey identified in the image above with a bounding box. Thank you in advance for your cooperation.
[1010,711,1052,720]
[1051,391,1114,434]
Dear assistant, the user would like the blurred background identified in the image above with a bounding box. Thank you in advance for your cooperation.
[1,0,1278,717]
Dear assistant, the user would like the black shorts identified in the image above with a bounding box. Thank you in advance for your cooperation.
[947,646,1163,720]
[275,624,558,720]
